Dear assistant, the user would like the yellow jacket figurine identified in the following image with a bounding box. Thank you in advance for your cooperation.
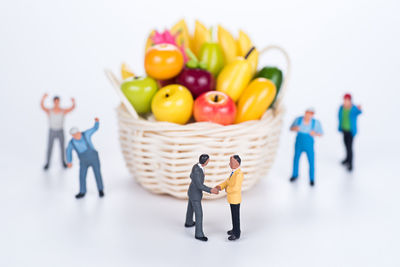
[218,167,244,205]
[215,155,243,241]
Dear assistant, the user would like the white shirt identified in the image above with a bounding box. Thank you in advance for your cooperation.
[197,163,204,172]
[49,110,65,130]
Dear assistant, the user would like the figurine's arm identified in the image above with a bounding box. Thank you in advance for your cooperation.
[311,120,323,137]
[290,117,300,132]
[217,179,229,191]
[66,141,74,167]
[84,118,100,138]
[192,168,212,193]
[63,98,76,114]
[40,93,50,114]
[355,105,362,115]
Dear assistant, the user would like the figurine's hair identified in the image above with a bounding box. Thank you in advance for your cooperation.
[233,155,241,165]
[53,96,60,101]
[199,154,209,164]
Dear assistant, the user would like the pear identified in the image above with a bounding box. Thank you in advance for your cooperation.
[216,47,255,102]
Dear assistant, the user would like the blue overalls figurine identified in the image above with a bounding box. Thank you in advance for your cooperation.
[66,118,104,199]
[289,108,323,186]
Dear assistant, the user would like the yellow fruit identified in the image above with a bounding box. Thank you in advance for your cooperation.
[193,20,210,56]
[235,78,277,123]
[145,30,156,52]
[237,30,252,56]
[247,48,258,75]
[121,63,134,80]
[237,30,258,75]
[218,25,238,64]
[171,19,191,50]
[151,85,194,124]
[216,56,253,102]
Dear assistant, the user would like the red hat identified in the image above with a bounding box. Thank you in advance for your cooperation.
[344,93,352,100]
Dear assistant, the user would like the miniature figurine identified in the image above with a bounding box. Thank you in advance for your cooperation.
[338,94,362,171]
[66,118,104,199]
[215,155,244,241]
[40,93,75,170]
[289,108,323,186]
[185,154,219,242]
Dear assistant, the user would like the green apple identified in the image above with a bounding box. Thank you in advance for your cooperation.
[121,76,158,114]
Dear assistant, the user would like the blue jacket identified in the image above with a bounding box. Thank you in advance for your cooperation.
[338,105,362,136]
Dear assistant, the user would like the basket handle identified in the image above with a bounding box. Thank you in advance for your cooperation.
[258,45,291,115]
[104,69,139,119]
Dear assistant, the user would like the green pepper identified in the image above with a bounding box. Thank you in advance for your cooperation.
[255,66,283,105]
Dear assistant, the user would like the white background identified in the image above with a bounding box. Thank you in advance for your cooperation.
[0,0,399,266]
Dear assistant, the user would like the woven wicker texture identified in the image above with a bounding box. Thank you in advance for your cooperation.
[106,45,290,199]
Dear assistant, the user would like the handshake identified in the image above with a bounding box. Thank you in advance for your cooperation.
[210,186,221,195]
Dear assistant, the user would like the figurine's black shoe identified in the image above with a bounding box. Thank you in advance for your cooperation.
[310,181,315,186]
[228,235,240,241]
[341,159,349,165]
[62,162,68,168]
[185,222,195,228]
[75,193,85,199]
[43,163,49,170]
[99,190,105,197]
[195,236,208,242]
[290,176,298,182]
[347,164,353,172]
[227,230,233,235]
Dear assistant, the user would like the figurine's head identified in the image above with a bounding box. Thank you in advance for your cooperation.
[230,155,241,169]
[69,127,82,140]
[343,93,352,108]
[304,107,315,120]
[53,96,60,107]
[199,154,210,166]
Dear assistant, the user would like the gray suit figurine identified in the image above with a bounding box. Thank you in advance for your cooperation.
[185,154,219,242]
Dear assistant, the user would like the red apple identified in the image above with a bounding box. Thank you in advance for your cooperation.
[193,91,236,125]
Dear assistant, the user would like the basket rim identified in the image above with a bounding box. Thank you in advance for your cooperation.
[116,103,285,130]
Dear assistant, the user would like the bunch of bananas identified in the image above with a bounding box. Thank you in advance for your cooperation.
[144,19,259,76]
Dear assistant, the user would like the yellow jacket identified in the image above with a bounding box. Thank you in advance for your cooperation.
[218,169,244,204]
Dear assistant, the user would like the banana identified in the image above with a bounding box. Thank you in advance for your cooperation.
[121,63,134,80]
[237,30,252,56]
[171,19,191,50]
[237,30,258,75]
[218,25,238,64]
[193,20,210,56]
[145,29,156,52]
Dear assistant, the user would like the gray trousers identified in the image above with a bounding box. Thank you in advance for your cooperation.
[78,150,104,194]
[46,129,66,165]
[185,199,204,237]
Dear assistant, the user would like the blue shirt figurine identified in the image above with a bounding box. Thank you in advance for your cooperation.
[66,118,104,199]
[338,93,362,171]
[289,108,323,186]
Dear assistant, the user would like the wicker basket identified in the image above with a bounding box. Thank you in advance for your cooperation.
[106,45,290,199]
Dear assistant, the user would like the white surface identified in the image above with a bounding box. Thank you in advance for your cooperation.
[0,0,399,266]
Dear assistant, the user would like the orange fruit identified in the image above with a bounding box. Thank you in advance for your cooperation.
[144,44,184,80]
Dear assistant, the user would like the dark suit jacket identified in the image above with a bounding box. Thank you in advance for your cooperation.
[187,164,211,201]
